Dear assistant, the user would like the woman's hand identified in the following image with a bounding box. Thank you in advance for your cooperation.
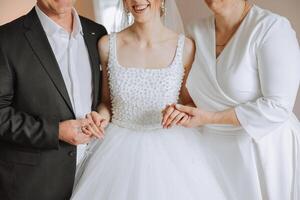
[82,111,109,139]
[161,104,190,129]
[162,104,213,129]
[174,104,240,128]
[174,104,211,128]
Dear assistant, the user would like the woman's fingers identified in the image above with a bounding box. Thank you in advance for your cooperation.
[177,114,190,126]
[175,104,195,115]
[181,116,192,128]
[168,112,186,128]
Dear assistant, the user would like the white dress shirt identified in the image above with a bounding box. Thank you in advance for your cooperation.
[36,5,93,163]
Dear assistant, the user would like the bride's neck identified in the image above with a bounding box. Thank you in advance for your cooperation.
[215,0,246,33]
[130,17,165,45]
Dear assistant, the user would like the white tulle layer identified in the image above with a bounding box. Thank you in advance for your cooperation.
[71,123,226,200]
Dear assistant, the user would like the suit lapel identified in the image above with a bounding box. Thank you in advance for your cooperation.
[81,20,101,111]
[24,9,75,116]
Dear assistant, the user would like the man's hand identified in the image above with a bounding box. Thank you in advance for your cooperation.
[58,119,94,145]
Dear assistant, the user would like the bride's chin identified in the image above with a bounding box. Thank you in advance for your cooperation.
[132,15,152,24]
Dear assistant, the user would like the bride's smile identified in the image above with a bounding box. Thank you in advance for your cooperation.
[124,0,163,23]
[132,3,150,14]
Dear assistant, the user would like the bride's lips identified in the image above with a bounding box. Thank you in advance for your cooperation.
[132,4,150,14]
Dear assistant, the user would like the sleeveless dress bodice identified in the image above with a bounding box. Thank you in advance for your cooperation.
[108,33,185,130]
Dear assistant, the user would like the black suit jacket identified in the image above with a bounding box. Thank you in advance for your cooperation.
[0,8,107,200]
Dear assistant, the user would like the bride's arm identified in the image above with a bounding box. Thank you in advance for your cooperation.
[162,37,195,128]
[84,36,112,137]
[97,35,112,123]
[179,37,196,107]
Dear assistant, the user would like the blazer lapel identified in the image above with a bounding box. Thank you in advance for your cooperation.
[81,20,101,111]
[23,9,75,116]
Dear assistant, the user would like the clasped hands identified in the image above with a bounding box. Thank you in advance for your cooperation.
[58,111,109,146]
[161,104,210,129]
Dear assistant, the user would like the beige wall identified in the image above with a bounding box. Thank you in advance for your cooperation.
[0,0,94,25]
[0,0,36,25]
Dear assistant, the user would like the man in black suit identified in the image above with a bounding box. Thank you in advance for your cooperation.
[0,0,107,199]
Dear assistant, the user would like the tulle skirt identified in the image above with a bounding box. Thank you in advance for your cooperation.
[71,123,226,200]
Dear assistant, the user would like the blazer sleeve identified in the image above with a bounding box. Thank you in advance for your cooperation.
[0,44,59,149]
[235,17,300,140]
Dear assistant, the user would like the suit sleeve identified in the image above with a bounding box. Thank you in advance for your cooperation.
[235,17,300,140]
[0,44,59,149]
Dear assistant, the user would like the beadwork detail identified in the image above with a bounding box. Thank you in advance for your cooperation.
[108,33,185,130]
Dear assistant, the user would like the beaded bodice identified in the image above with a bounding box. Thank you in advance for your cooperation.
[108,33,185,130]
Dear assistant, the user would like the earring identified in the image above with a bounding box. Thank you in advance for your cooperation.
[161,0,166,17]
[124,7,131,23]
[124,7,130,15]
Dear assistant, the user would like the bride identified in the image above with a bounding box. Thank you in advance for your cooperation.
[71,0,226,199]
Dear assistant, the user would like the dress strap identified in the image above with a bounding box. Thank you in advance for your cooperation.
[174,34,186,65]
[108,33,117,68]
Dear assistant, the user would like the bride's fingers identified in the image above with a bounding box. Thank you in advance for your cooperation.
[162,105,175,126]
[84,123,102,139]
[161,104,170,114]
[100,119,109,129]
[164,109,180,128]
[81,125,93,136]
[167,113,185,128]
[92,111,105,127]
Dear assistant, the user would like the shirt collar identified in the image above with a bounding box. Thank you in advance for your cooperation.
[35,5,83,38]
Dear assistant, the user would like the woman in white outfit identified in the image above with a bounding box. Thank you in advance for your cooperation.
[164,0,300,199]
[71,0,226,199]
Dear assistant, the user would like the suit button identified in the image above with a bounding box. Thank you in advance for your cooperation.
[68,151,76,157]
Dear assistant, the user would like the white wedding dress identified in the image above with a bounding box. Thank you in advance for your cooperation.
[71,33,226,200]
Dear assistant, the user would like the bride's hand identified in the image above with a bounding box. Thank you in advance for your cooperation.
[83,111,109,139]
[162,104,190,129]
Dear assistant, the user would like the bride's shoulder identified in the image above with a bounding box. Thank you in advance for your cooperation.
[98,35,110,56]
